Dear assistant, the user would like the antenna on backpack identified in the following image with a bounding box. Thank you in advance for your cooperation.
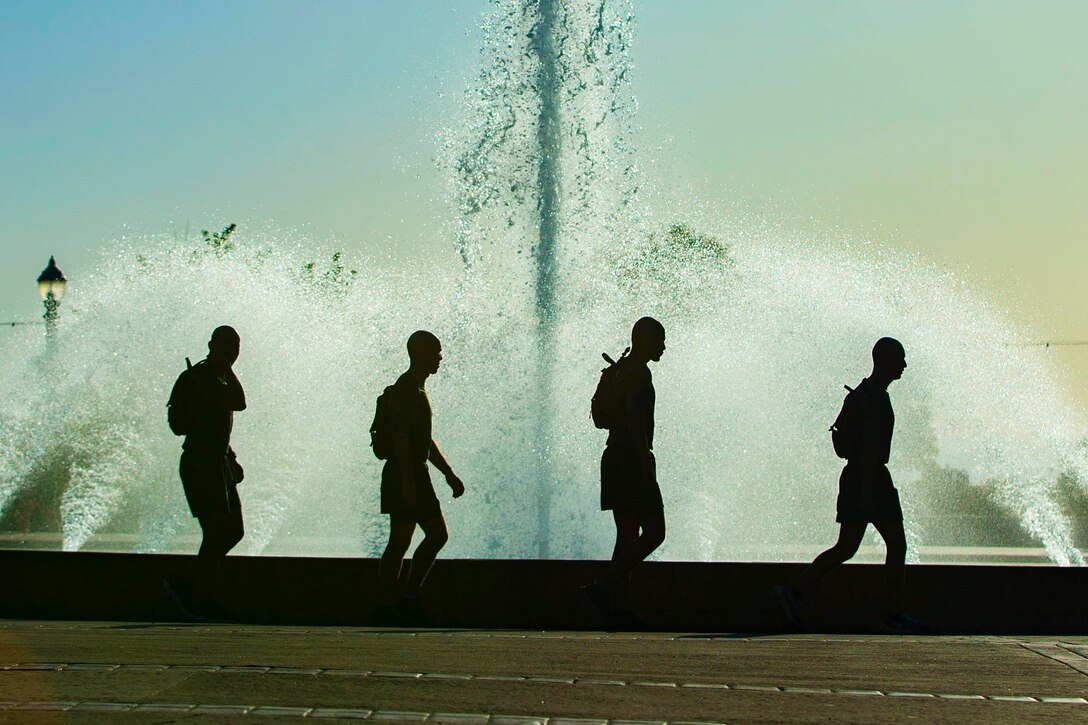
[185,357,192,370]
[602,346,631,366]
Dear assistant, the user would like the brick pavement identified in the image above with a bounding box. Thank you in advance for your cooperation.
[1,621,1087,723]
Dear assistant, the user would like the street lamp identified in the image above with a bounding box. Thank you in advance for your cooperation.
[37,256,67,335]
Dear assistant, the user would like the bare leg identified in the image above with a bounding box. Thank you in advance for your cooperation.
[605,508,666,610]
[796,523,866,596]
[873,518,907,614]
[406,515,449,598]
[195,507,244,603]
[379,518,416,605]
[606,512,641,609]
[610,512,640,561]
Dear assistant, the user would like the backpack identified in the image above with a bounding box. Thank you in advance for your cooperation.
[166,358,195,436]
[829,384,858,459]
[369,385,396,460]
[590,347,631,430]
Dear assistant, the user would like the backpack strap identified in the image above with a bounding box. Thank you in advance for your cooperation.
[828,385,856,432]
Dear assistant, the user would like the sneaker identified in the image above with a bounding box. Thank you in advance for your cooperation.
[608,609,650,632]
[188,602,235,625]
[162,577,232,624]
[162,576,197,619]
[581,583,613,623]
[368,603,401,627]
[773,584,804,630]
[396,597,429,627]
[880,611,929,635]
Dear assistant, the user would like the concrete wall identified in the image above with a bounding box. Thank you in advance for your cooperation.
[0,551,1084,633]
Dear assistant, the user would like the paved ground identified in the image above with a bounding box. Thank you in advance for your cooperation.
[0,621,1087,724]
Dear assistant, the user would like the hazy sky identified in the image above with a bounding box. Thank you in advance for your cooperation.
[2,1,1086,357]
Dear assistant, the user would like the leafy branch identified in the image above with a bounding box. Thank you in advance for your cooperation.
[301,251,357,295]
[201,224,238,256]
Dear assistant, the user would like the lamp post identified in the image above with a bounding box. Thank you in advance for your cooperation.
[37,256,67,337]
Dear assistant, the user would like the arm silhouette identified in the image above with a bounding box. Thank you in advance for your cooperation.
[429,440,464,498]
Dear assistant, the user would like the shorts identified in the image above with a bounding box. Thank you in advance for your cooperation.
[836,463,903,524]
[381,459,442,523]
[600,445,663,513]
[197,489,245,546]
[179,450,240,518]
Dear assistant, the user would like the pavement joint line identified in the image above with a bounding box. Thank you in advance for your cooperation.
[886,692,935,698]
[250,706,316,717]
[17,702,78,711]
[132,703,197,712]
[3,660,1085,704]
[70,702,138,711]
[420,673,474,680]
[309,708,374,719]
[1020,643,1088,676]
[475,675,528,682]
[192,704,255,715]
[1059,643,1088,663]
[119,664,169,672]
[3,696,1087,721]
[164,664,222,672]
[370,711,430,721]
[61,663,120,672]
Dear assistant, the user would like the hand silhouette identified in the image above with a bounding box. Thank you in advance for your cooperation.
[446,471,465,498]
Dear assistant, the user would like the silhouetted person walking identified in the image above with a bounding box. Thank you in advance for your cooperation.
[371,330,465,625]
[164,325,247,621]
[775,337,926,634]
[584,317,667,629]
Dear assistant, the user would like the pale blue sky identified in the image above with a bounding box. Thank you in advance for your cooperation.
[2,1,1086,357]
[1,0,473,314]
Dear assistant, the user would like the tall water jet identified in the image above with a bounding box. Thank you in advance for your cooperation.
[532,0,562,316]
[529,0,562,556]
[444,0,639,556]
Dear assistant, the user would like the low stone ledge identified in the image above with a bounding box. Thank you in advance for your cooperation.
[0,550,1083,633]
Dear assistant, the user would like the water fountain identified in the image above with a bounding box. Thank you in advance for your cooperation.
[1,0,1086,566]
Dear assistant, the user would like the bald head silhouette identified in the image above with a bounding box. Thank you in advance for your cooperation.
[407,330,443,378]
[208,325,240,366]
[631,317,666,363]
[871,336,906,385]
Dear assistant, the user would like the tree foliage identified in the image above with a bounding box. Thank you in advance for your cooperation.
[301,251,357,295]
[616,223,732,300]
[201,224,238,256]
